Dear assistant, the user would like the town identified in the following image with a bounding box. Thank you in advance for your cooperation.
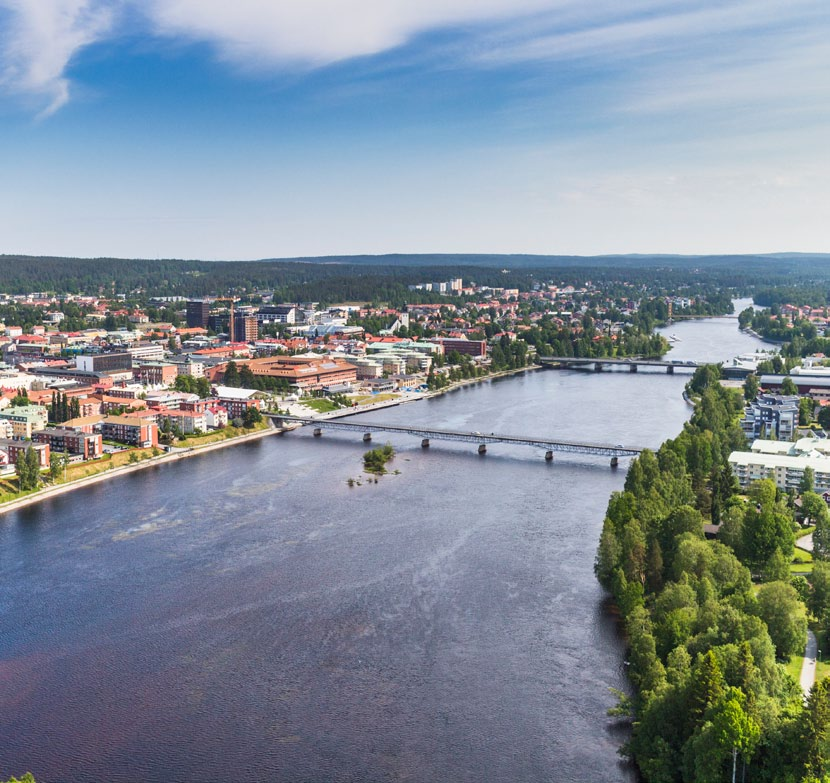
[0,276,695,501]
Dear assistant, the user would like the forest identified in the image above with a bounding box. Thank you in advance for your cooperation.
[597,366,830,782]
[4,253,830,304]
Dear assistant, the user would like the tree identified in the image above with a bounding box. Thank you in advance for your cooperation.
[223,360,240,387]
[707,687,760,783]
[802,490,829,524]
[816,515,830,561]
[49,452,62,482]
[10,388,29,406]
[810,562,830,626]
[762,547,791,582]
[239,365,257,389]
[16,446,41,491]
[242,405,262,428]
[802,466,817,495]
[756,581,808,658]
[743,373,759,402]
[801,677,830,779]
[801,396,815,426]
[781,376,798,396]
[818,405,830,431]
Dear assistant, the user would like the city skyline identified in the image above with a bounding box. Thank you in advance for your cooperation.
[1,0,828,260]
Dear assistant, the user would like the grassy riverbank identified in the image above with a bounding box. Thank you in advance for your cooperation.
[0,421,275,517]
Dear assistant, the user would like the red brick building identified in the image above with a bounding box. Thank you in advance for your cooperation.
[101,416,158,448]
[34,427,103,460]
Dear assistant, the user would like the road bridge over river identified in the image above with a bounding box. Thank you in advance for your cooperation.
[538,356,752,379]
[268,414,643,466]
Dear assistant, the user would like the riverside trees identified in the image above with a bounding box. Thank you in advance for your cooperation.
[596,366,825,782]
[15,447,41,492]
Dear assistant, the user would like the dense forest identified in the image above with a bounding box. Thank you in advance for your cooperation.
[3,253,830,304]
[597,366,830,782]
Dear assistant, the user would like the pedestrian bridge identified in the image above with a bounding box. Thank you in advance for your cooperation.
[268,414,643,465]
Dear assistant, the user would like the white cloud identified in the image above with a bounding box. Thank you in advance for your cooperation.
[0,0,562,113]
[0,0,114,116]
[143,0,558,67]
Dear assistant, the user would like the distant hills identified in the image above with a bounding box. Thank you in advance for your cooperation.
[1,252,829,301]
[259,252,830,269]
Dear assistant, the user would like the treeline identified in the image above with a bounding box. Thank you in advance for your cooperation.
[740,307,830,360]
[518,313,668,358]
[597,366,830,782]
[222,361,292,394]
[5,254,830,303]
[49,391,81,423]
[754,287,830,309]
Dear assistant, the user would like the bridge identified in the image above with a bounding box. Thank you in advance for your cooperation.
[537,356,752,379]
[268,414,643,466]
[538,356,699,373]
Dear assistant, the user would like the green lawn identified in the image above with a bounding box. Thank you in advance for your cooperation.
[811,630,830,682]
[791,543,814,574]
[791,562,815,575]
[351,393,399,406]
[176,421,268,448]
[784,654,804,683]
[302,398,342,413]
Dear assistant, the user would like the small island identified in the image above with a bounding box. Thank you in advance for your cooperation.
[363,443,395,475]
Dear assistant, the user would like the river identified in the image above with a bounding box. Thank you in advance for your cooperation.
[0,301,766,783]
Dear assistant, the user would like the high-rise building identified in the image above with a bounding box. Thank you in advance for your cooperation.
[234,315,258,342]
[186,300,211,329]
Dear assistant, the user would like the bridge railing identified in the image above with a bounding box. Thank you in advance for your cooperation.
[268,414,643,462]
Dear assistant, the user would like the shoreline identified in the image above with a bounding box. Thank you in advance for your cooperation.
[741,326,786,346]
[330,364,541,419]
[0,425,280,518]
[0,365,540,518]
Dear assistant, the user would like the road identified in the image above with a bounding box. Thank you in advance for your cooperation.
[801,629,818,698]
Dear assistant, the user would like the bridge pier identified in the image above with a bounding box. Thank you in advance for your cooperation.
[610,456,619,468]
[421,438,430,448]
[594,362,603,372]
[478,444,487,455]
[313,428,322,437]
[629,364,638,373]
[363,432,372,442]
[667,365,674,374]
[545,450,553,462]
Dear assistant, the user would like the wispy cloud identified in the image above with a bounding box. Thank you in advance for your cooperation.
[0,0,115,116]
[143,0,557,68]
[1,0,828,126]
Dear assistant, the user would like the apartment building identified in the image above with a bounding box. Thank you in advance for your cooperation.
[740,394,800,441]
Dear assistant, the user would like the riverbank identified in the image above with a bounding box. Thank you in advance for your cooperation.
[2,313,760,783]
[301,364,542,422]
[0,366,540,518]
[0,423,280,518]
[741,326,787,346]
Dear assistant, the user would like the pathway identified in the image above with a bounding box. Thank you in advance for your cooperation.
[801,629,818,698]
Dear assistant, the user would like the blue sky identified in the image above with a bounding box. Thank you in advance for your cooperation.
[0,0,828,259]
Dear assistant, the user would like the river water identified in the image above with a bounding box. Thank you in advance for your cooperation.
[0,302,765,783]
